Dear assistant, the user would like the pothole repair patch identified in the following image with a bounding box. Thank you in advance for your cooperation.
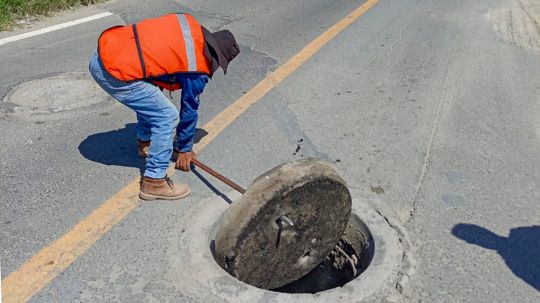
[4,72,109,114]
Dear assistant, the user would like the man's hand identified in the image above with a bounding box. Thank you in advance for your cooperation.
[175,151,197,172]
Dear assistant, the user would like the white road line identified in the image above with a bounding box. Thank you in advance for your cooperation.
[0,12,113,46]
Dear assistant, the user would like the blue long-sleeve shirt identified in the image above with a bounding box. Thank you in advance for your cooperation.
[153,73,208,152]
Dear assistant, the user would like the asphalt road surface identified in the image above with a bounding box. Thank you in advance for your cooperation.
[1,0,539,302]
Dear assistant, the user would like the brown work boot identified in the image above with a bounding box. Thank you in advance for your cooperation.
[137,140,150,158]
[139,176,190,200]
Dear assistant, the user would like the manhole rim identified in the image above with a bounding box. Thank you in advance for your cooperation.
[168,189,407,303]
[3,72,110,114]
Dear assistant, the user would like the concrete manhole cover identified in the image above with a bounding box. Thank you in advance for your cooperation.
[214,159,352,289]
[4,72,109,113]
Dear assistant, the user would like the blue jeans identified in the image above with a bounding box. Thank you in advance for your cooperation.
[89,51,178,179]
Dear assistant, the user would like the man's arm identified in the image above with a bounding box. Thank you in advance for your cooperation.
[176,74,208,152]
[175,74,208,171]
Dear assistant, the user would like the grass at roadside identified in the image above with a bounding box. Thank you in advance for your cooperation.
[0,0,106,31]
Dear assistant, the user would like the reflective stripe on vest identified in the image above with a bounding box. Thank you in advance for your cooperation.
[177,14,197,71]
[98,13,211,83]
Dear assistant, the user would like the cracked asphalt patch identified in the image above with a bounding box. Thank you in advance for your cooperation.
[488,0,540,53]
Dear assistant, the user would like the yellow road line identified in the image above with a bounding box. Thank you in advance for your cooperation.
[1,1,379,301]
[195,0,379,150]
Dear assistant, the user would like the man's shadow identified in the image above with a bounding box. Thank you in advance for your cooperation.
[452,223,540,291]
[78,123,208,175]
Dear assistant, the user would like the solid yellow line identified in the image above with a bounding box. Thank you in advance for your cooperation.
[195,0,379,150]
[1,1,379,302]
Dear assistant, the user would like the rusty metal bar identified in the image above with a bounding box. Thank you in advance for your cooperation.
[191,158,246,194]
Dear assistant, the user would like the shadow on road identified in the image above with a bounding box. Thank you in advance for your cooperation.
[191,166,233,204]
[452,223,540,291]
[78,123,209,175]
[78,123,144,173]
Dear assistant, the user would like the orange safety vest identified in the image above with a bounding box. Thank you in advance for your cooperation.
[98,13,212,91]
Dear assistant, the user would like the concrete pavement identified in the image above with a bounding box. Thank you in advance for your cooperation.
[1,0,539,302]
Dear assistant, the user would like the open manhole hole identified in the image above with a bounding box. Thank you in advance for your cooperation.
[272,214,374,293]
[212,213,374,294]
[208,159,375,294]
[169,160,408,302]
